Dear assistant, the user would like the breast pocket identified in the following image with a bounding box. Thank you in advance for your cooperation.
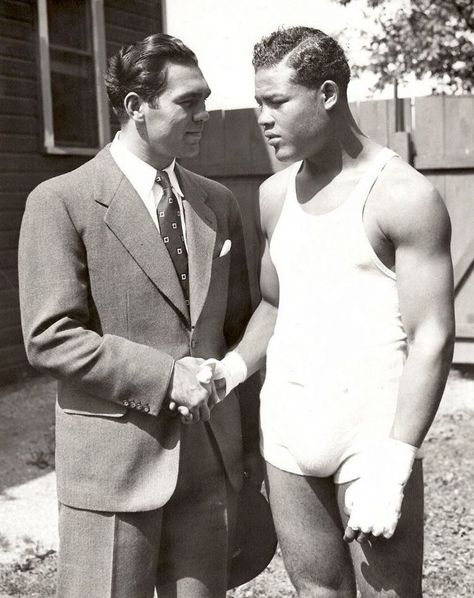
[211,251,231,275]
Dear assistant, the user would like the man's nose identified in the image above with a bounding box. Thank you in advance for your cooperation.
[194,107,209,123]
[257,105,273,127]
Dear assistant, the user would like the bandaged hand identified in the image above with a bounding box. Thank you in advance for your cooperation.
[344,439,417,542]
[198,351,248,400]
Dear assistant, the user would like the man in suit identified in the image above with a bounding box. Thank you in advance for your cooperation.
[18,33,259,598]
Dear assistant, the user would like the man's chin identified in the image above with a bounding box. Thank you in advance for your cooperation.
[273,147,296,163]
[178,144,201,159]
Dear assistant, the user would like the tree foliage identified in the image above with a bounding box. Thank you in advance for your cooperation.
[337,0,474,93]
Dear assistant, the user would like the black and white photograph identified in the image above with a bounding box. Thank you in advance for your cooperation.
[0,1,473,596]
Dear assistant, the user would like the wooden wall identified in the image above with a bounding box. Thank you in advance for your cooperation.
[0,0,162,384]
[1,3,473,383]
[182,97,474,364]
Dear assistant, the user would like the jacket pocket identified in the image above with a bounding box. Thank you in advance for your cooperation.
[57,383,127,418]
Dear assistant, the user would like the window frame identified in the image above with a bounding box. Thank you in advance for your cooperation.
[37,0,111,155]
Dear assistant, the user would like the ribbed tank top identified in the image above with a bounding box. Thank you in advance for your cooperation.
[260,148,409,479]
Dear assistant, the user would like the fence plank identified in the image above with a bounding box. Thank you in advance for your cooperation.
[444,97,474,163]
[0,211,23,231]
[357,100,389,146]
[0,344,26,368]
[0,307,21,329]
[0,230,19,249]
[0,249,18,269]
[0,287,19,309]
[443,173,474,268]
[0,324,23,346]
[0,267,17,290]
[412,96,444,164]
[197,110,225,174]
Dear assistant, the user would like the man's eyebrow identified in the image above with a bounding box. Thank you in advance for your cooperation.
[175,89,211,101]
[255,93,286,102]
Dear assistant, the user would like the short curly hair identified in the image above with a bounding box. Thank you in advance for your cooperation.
[105,33,198,122]
[253,26,350,93]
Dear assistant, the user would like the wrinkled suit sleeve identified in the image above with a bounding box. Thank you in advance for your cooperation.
[18,185,174,416]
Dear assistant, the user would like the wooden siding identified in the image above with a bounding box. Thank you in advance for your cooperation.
[0,0,162,384]
[1,3,473,382]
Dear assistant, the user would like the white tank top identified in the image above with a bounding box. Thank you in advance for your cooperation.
[260,148,408,478]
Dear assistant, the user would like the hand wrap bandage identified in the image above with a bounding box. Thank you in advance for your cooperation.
[344,439,417,539]
[198,351,248,399]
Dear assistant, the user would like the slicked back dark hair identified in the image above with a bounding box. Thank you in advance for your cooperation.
[253,26,350,94]
[105,33,198,122]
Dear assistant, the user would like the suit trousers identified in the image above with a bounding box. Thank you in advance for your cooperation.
[56,420,239,598]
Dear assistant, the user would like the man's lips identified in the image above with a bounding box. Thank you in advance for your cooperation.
[185,131,203,142]
[265,134,281,145]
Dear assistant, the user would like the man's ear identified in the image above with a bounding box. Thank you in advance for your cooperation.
[123,92,145,122]
[320,80,339,110]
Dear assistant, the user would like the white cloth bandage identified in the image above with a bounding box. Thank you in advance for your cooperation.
[196,364,214,384]
[200,351,248,398]
[344,438,417,539]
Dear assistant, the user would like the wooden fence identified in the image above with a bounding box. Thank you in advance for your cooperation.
[182,96,474,364]
[1,36,474,382]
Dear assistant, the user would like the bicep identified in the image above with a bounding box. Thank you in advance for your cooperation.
[260,238,279,308]
[394,198,454,339]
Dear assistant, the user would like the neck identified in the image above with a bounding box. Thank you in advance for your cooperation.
[304,103,377,176]
[119,122,174,171]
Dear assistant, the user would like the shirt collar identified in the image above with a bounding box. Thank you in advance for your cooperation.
[110,133,184,200]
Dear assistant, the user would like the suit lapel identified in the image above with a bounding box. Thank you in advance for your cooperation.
[177,165,217,327]
[97,149,188,320]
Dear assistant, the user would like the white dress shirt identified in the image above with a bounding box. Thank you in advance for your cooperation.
[109,133,187,248]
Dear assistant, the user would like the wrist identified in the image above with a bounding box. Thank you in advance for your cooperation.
[221,351,247,395]
[361,438,417,486]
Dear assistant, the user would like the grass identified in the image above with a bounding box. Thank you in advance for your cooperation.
[0,375,473,596]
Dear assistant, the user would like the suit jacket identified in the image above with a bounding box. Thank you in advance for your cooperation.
[18,146,259,512]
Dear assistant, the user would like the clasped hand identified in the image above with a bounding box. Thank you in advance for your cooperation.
[167,357,223,424]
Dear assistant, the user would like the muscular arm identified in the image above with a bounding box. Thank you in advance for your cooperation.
[389,183,455,446]
[204,175,284,398]
[344,170,455,542]
[232,239,279,376]
[228,171,285,376]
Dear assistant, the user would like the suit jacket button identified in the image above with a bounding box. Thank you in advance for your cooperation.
[144,405,150,413]
[123,400,130,407]
[129,401,136,408]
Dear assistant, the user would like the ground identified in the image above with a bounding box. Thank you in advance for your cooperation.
[0,369,473,597]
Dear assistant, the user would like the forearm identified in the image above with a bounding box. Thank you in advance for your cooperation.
[391,331,454,446]
[232,298,277,376]
[24,318,175,415]
[19,189,176,415]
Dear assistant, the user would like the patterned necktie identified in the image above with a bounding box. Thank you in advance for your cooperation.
[155,170,189,306]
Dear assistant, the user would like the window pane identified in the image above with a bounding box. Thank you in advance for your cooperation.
[47,0,91,51]
[50,49,98,147]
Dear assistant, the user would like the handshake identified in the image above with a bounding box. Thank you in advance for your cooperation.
[167,352,248,423]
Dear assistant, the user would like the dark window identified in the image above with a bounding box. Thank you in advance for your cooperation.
[38,0,109,154]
